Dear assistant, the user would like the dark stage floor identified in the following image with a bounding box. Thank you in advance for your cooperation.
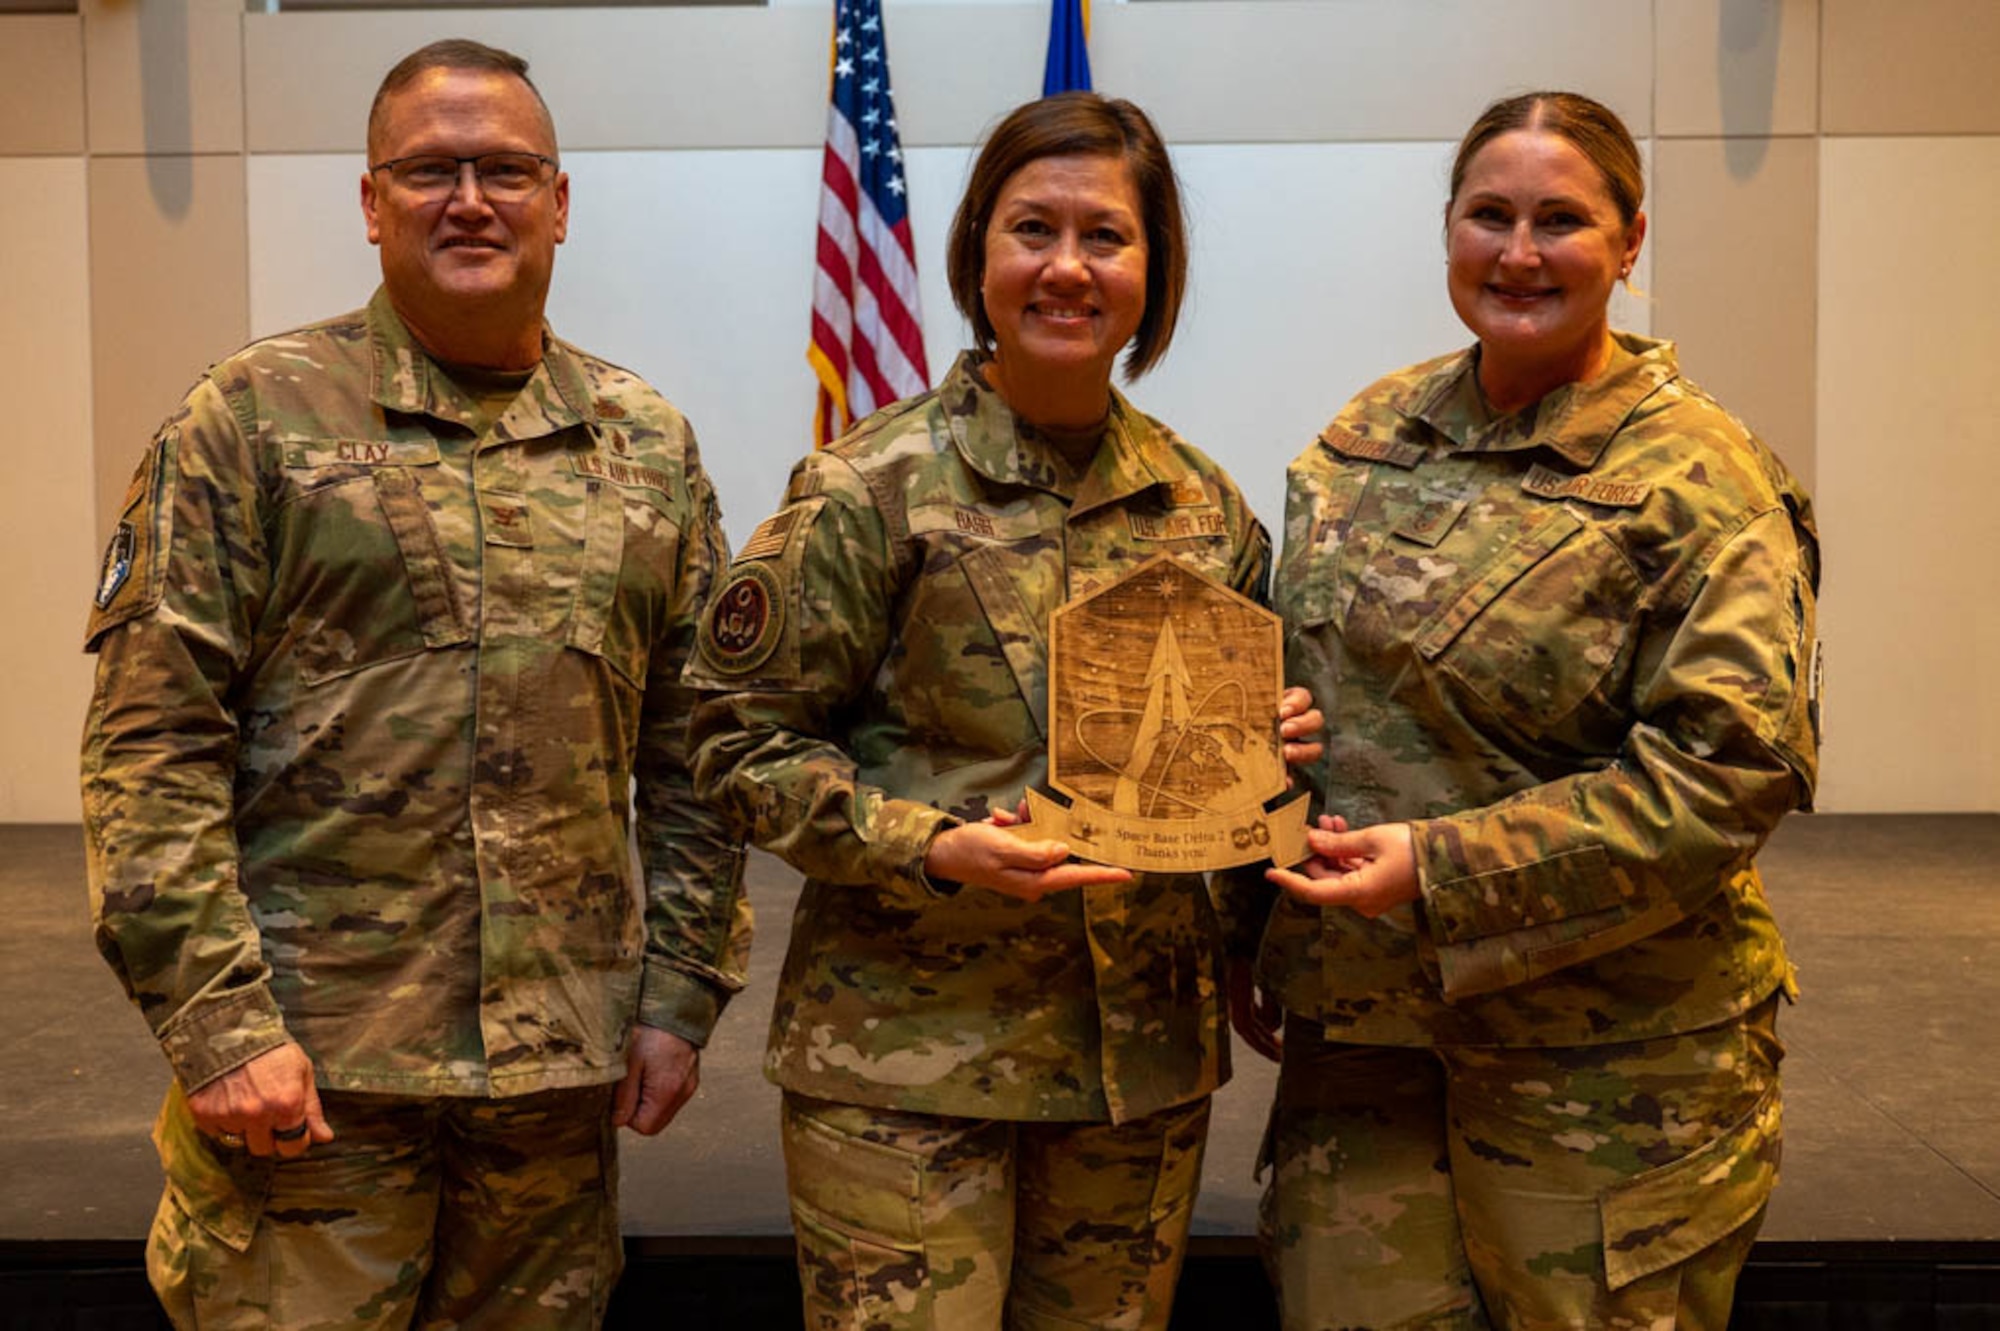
[4,815,1997,1326]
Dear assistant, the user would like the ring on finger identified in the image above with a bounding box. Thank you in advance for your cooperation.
[272,1121,310,1143]
[216,1130,246,1150]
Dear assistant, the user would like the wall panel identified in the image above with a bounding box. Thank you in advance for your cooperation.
[0,16,85,155]
[1095,0,1652,144]
[1655,0,1818,139]
[83,0,243,155]
[1816,136,2000,812]
[0,159,96,822]
[1823,0,2000,135]
[243,0,1655,155]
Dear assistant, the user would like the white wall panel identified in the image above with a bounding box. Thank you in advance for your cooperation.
[244,1,1654,155]
[0,159,96,822]
[1816,137,2000,812]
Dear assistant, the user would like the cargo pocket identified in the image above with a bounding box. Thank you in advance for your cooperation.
[153,1081,275,1255]
[783,1100,933,1327]
[1599,1080,1782,1292]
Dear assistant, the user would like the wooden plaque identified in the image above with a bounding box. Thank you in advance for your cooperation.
[1006,554,1309,872]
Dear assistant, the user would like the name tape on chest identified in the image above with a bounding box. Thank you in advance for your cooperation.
[907,503,1042,542]
[285,439,441,469]
[572,452,674,495]
[1521,464,1651,509]
[1128,510,1227,541]
[1321,427,1426,470]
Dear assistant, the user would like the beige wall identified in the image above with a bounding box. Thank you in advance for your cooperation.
[3,0,1996,819]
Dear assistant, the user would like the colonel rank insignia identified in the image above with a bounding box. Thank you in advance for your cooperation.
[1006,554,1309,872]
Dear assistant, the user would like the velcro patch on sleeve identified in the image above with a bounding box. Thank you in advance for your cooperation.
[84,436,176,650]
[699,562,786,676]
[95,522,136,610]
[738,508,802,562]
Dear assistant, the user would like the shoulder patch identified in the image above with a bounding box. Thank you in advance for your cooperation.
[700,562,785,676]
[84,436,176,650]
[738,508,803,561]
[95,522,136,609]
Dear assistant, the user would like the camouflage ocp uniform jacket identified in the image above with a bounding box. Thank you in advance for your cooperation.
[687,352,1270,1124]
[82,290,749,1099]
[1235,334,1819,1047]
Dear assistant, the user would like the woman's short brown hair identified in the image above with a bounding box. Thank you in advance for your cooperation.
[946,92,1187,380]
[1448,90,1644,227]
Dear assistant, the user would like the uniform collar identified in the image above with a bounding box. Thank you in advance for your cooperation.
[940,350,1193,514]
[365,287,598,441]
[1398,331,1680,469]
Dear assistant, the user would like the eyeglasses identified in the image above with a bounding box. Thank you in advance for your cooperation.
[368,153,558,202]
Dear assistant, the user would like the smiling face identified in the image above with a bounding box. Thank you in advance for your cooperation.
[1446,128,1646,407]
[979,152,1148,422]
[361,66,568,368]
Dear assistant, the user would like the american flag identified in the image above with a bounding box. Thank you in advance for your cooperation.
[808,0,929,447]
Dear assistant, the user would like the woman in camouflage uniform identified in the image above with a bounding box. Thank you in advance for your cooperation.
[1237,91,1821,1329]
[688,93,1318,1331]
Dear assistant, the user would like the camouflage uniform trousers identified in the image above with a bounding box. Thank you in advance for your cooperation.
[1259,997,1784,1330]
[147,1081,623,1329]
[781,1091,1211,1331]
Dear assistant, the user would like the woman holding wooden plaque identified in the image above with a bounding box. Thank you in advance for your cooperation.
[1236,90,1822,1330]
[687,92,1318,1331]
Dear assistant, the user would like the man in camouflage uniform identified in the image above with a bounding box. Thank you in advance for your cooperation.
[1232,330,1819,1329]
[80,39,746,1329]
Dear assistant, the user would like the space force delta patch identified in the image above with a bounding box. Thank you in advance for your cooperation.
[699,562,785,675]
[95,523,136,609]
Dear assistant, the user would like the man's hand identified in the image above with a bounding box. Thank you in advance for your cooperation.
[187,1042,333,1159]
[1278,685,1325,773]
[1265,818,1419,917]
[614,1025,700,1136]
[924,821,1132,902]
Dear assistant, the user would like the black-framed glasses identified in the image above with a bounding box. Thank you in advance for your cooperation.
[368,152,558,202]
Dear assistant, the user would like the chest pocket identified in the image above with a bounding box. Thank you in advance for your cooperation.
[1414,510,1641,736]
[277,449,466,687]
[1275,450,1378,635]
[567,478,682,690]
[895,538,1051,774]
